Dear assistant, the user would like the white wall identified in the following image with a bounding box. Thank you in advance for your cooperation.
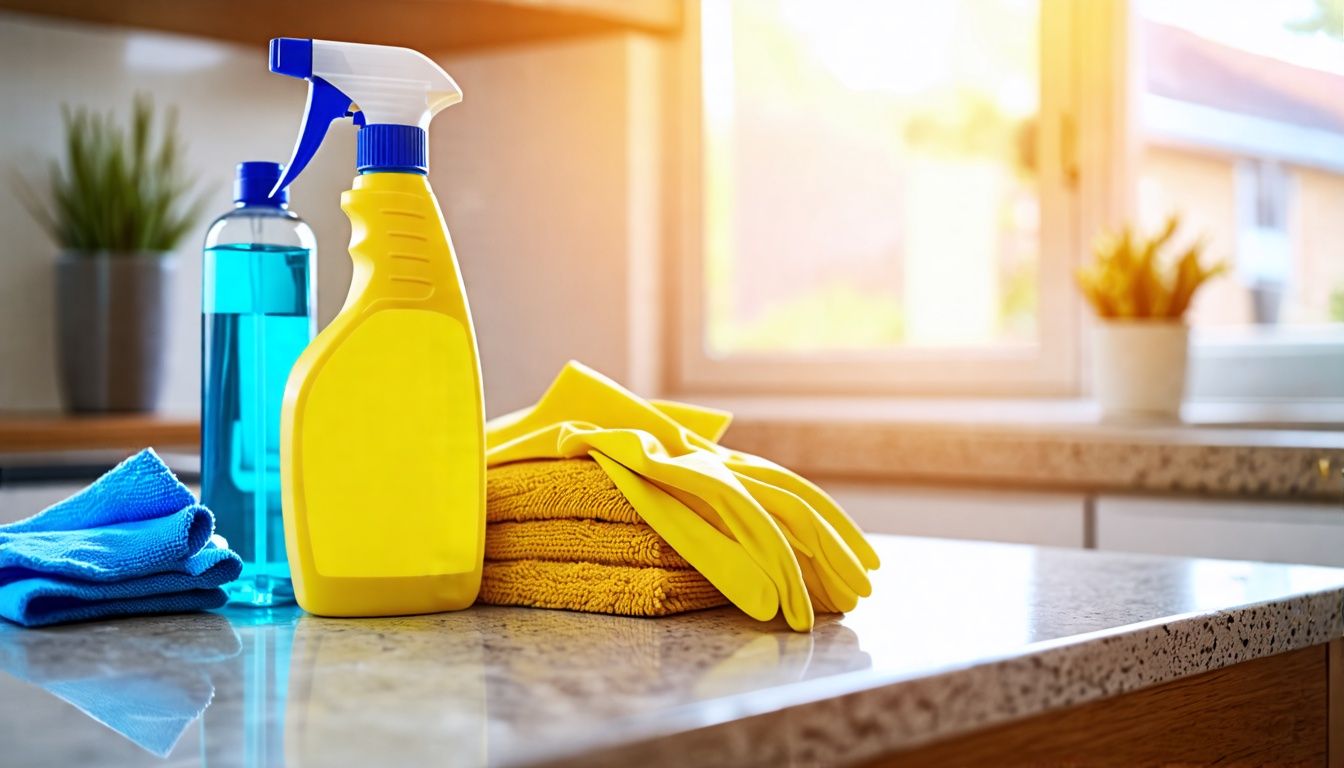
[0,13,666,419]
[0,13,354,415]
[435,34,667,415]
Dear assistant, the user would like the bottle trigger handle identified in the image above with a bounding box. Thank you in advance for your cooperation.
[271,76,354,197]
[268,36,457,190]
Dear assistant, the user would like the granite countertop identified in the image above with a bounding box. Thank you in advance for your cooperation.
[2,535,1343,767]
[5,402,1343,501]
[711,398,1344,501]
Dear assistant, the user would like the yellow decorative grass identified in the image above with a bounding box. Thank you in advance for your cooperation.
[1076,214,1225,319]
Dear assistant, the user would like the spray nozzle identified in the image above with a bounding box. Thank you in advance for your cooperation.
[268,38,462,196]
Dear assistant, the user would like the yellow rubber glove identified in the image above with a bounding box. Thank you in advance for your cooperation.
[590,453,778,622]
[485,361,878,632]
[485,362,876,629]
[490,422,814,631]
[486,363,691,451]
[561,426,816,632]
[649,399,733,442]
[489,363,877,567]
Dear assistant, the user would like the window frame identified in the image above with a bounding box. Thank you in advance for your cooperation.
[670,0,1344,400]
[673,0,1083,396]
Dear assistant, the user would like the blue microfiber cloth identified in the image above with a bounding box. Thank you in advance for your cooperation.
[0,449,242,627]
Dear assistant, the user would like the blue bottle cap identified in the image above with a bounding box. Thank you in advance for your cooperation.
[234,161,289,207]
[356,124,428,175]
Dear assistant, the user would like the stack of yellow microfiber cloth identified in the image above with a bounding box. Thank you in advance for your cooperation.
[479,458,729,617]
[477,361,879,632]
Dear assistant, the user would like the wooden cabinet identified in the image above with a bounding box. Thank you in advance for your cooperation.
[0,413,197,454]
[0,0,681,54]
[1096,495,1344,567]
[875,642,1337,767]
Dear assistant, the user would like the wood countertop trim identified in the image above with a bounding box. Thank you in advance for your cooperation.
[0,0,682,56]
[867,643,1329,766]
[0,413,199,453]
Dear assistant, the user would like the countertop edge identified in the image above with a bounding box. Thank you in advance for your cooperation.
[540,588,1344,767]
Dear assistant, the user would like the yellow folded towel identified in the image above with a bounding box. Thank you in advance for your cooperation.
[480,458,727,617]
[480,560,726,617]
[485,520,691,569]
[487,458,640,524]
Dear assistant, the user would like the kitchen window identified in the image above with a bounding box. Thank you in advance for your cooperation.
[675,0,1344,399]
[1135,0,1344,399]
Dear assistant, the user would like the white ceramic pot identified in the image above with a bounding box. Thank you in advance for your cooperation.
[1093,320,1189,423]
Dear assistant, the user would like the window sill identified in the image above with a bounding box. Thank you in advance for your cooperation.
[688,396,1344,502]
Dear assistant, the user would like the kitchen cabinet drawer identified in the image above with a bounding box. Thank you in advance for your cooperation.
[1096,496,1344,567]
[823,483,1087,548]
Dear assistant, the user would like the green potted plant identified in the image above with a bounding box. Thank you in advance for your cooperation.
[1077,215,1225,422]
[15,96,203,412]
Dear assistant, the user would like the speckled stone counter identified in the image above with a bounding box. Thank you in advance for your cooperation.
[2,535,1343,767]
[712,399,1344,501]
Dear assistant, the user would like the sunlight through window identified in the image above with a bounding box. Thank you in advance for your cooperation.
[701,0,1043,355]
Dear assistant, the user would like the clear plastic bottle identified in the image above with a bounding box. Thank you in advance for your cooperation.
[202,161,316,607]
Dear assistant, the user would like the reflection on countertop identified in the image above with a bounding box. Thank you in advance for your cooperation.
[2,535,1343,767]
[0,610,240,757]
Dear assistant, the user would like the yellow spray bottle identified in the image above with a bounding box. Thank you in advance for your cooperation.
[268,38,483,616]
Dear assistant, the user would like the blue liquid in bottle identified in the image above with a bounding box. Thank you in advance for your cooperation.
[203,162,316,607]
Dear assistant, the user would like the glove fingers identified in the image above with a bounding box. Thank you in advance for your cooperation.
[645,478,735,540]
[590,452,779,623]
[644,480,833,610]
[731,476,816,560]
[735,475,817,559]
[662,468,864,613]
[797,556,839,614]
[796,544,861,613]
[736,475,870,598]
[809,557,859,614]
[646,475,820,571]
[564,428,814,632]
[728,459,880,571]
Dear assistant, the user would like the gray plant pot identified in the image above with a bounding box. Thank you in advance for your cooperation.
[55,252,175,412]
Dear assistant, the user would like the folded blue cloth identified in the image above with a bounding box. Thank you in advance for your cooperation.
[0,449,242,627]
